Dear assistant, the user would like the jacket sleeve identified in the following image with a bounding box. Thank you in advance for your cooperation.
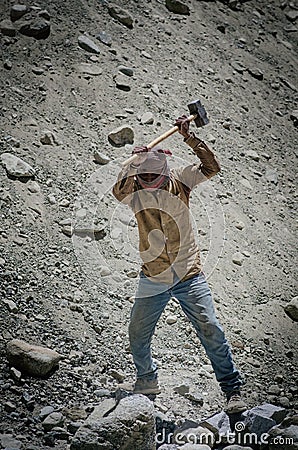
[173,133,221,190]
[112,165,137,205]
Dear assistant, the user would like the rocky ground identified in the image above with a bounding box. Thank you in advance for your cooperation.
[0,0,297,449]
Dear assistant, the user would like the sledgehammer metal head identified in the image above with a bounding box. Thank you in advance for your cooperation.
[188,99,209,127]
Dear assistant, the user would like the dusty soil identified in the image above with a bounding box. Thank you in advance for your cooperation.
[0,0,297,448]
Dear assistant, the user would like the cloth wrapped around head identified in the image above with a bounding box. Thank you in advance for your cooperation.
[136,147,172,190]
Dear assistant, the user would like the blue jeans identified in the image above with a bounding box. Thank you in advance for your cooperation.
[129,272,242,394]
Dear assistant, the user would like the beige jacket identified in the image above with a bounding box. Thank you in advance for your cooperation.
[112,134,220,284]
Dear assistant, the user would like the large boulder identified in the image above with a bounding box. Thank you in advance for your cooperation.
[165,0,190,15]
[70,394,155,450]
[268,415,298,450]
[6,339,62,377]
[1,153,35,178]
[243,403,288,439]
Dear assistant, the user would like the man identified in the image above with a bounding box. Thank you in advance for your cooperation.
[112,115,246,414]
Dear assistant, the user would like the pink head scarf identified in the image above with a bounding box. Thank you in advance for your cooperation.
[136,148,172,190]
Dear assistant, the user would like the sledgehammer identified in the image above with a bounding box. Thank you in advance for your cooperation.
[122,99,209,167]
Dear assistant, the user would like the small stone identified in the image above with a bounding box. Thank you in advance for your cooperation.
[286,10,298,22]
[10,366,22,382]
[165,0,190,15]
[141,51,152,59]
[40,130,55,145]
[240,178,253,189]
[290,110,298,127]
[96,31,112,46]
[265,168,278,184]
[27,181,40,193]
[232,252,244,266]
[247,67,264,80]
[3,299,18,313]
[278,397,290,408]
[32,67,45,75]
[151,84,160,96]
[4,60,13,70]
[108,125,134,147]
[0,434,22,449]
[99,266,111,276]
[166,315,178,325]
[6,339,62,377]
[284,296,298,322]
[268,385,281,395]
[42,412,65,431]
[108,4,134,28]
[118,65,134,77]
[59,199,70,207]
[0,19,17,37]
[246,149,260,161]
[10,4,29,21]
[1,153,35,178]
[114,73,131,91]
[141,112,154,125]
[38,9,51,20]
[93,150,111,165]
[77,63,102,76]
[109,369,125,382]
[78,35,100,54]
[184,392,204,405]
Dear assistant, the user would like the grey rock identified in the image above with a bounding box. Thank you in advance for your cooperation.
[108,125,134,147]
[93,150,111,165]
[0,19,16,37]
[290,109,298,127]
[200,411,230,438]
[77,63,102,76]
[40,130,56,145]
[286,10,298,22]
[0,434,22,449]
[108,4,134,29]
[70,394,155,450]
[38,9,51,20]
[141,112,154,125]
[180,445,211,450]
[39,406,55,420]
[4,401,17,413]
[166,315,178,325]
[118,65,134,77]
[10,4,29,21]
[265,168,278,184]
[6,339,62,377]
[3,299,18,313]
[42,412,65,431]
[96,31,112,46]
[247,67,264,80]
[243,403,288,439]
[1,153,35,178]
[165,0,190,15]
[284,296,298,322]
[174,426,215,446]
[78,35,100,54]
[10,366,22,382]
[4,60,12,71]
[184,392,204,405]
[268,417,298,450]
[232,252,244,266]
[159,445,179,450]
[278,397,291,408]
[18,19,51,40]
[268,384,281,395]
[174,384,190,395]
[246,149,260,161]
[114,73,131,91]
[230,61,246,74]
[224,446,253,450]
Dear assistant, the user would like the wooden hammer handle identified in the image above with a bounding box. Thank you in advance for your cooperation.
[122,114,197,167]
